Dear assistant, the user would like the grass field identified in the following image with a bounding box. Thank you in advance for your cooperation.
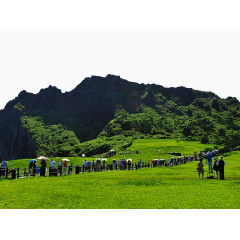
[0,139,239,209]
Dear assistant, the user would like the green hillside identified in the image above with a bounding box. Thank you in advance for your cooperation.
[1,75,240,159]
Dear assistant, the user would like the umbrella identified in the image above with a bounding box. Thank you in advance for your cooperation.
[37,156,49,161]
[96,158,107,161]
[82,154,86,157]
[29,159,37,162]
[127,158,132,161]
[62,158,70,162]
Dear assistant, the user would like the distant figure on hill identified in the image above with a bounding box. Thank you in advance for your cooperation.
[217,157,225,180]
[197,159,204,179]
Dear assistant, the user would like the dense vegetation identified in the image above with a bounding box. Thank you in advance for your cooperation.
[20,116,80,157]
[100,96,240,149]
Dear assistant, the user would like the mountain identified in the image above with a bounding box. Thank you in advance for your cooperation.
[1,74,240,160]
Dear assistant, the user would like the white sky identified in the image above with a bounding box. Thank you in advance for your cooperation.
[0,31,240,110]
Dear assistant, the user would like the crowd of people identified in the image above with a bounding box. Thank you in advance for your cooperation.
[0,149,226,180]
[197,152,225,180]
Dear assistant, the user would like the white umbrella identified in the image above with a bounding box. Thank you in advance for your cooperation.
[62,158,70,162]
[96,158,107,161]
[82,154,86,157]
[37,156,49,161]
[127,158,132,161]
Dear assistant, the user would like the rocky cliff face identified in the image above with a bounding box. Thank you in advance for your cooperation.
[0,109,36,160]
[0,74,238,160]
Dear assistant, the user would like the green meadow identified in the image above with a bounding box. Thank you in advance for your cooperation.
[0,139,239,209]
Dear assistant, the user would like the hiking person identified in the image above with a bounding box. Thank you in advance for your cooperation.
[50,159,56,169]
[118,160,121,170]
[87,161,91,171]
[197,159,204,179]
[113,159,117,170]
[69,163,73,174]
[28,161,33,175]
[138,159,142,169]
[1,159,7,169]
[217,157,225,180]
[207,152,213,173]
[63,160,67,174]
[102,160,106,170]
[213,157,219,179]
[32,161,37,176]
[40,160,46,176]
[83,160,87,171]
[58,160,63,174]
[127,160,131,170]
[1,159,7,177]
[92,160,95,171]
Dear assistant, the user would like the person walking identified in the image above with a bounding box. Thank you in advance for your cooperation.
[1,159,7,169]
[69,163,73,174]
[213,157,219,179]
[138,159,142,169]
[28,161,33,175]
[207,152,213,173]
[197,159,204,179]
[50,159,56,169]
[92,160,96,171]
[1,159,7,177]
[40,160,46,176]
[58,160,63,175]
[32,161,37,176]
[217,156,225,180]
[63,160,67,174]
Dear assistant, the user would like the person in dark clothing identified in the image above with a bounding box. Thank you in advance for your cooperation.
[28,161,33,175]
[69,163,73,174]
[40,160,46,176]
[32,161,37,176]
[213,157,219,179]
[218,157,225,180]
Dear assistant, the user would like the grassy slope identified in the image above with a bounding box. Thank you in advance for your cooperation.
[0,139,239,209]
